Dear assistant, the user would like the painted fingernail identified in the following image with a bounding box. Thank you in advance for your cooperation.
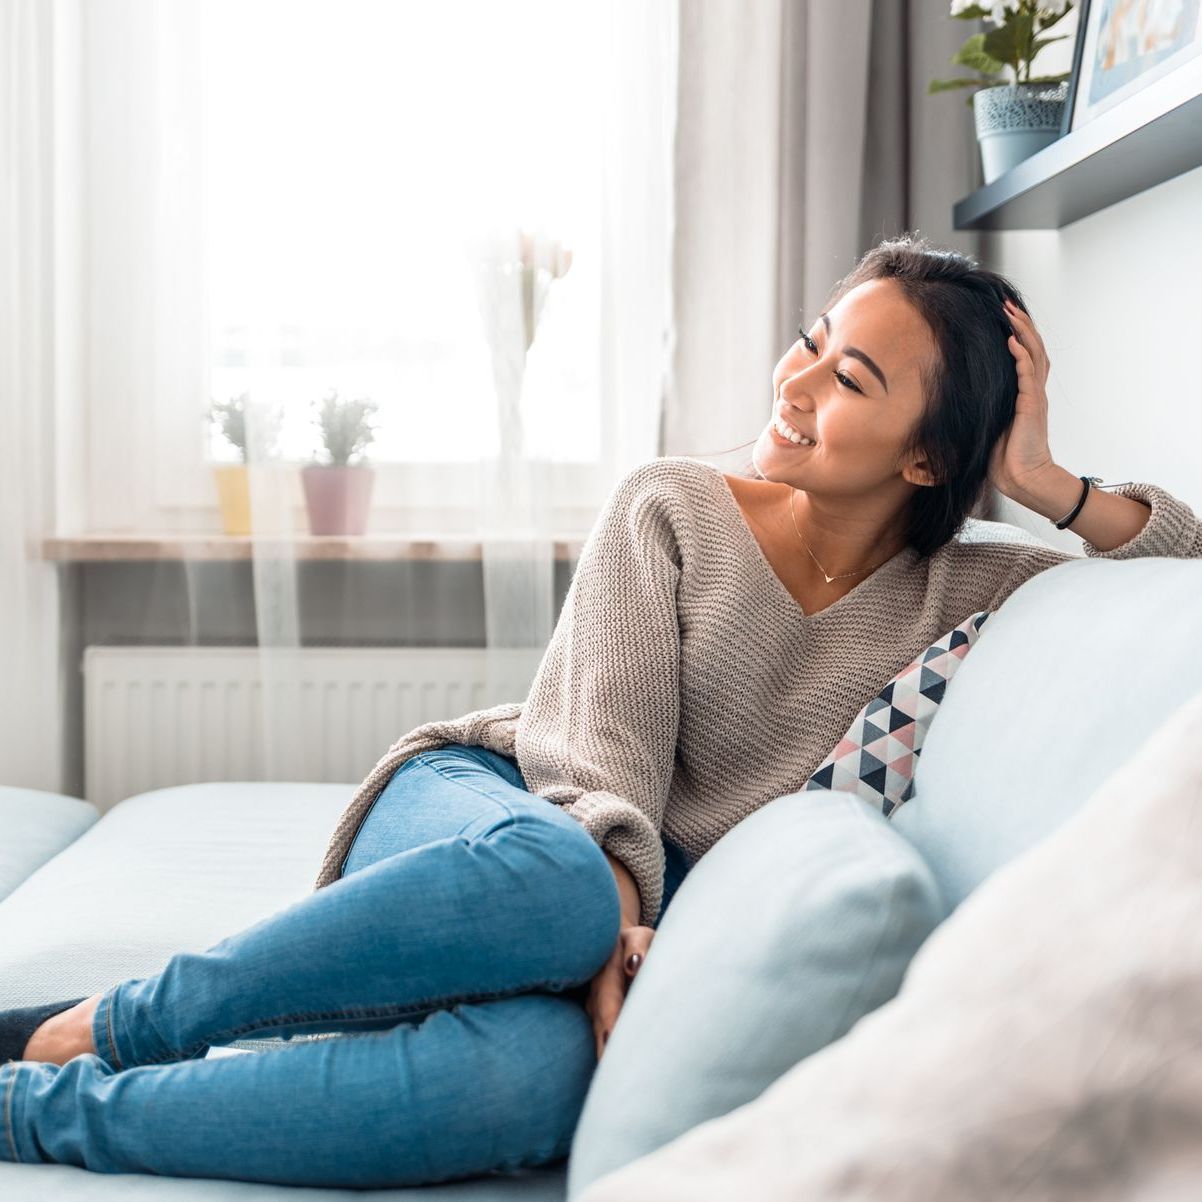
[626,953,642,973]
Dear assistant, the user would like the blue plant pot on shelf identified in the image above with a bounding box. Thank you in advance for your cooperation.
[973,80,1069,184]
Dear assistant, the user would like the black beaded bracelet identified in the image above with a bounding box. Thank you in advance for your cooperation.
[1054,475,1098,530]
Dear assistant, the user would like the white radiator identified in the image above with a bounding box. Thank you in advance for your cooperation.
[83,646,544,812]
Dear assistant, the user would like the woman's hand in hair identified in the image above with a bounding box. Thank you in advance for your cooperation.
[988,297,1057,499]
[585,922,656,1063]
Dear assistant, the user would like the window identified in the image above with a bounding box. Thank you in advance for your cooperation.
[201,0,603,472]
[80,0,670,534]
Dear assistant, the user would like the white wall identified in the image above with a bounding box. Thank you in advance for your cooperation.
[982,166,1202,548]
[978,6,1202,549]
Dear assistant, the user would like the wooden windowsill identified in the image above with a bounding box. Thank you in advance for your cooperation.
[42,533,587,563]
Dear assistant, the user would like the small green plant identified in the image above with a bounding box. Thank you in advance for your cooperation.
[208,393,283,462]
[310,389,380,466]
[930,1,1075,108]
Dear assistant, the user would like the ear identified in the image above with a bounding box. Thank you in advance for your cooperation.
[901,452,940,489]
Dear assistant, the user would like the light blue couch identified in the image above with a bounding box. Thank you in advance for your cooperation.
[3,530,1200,1199]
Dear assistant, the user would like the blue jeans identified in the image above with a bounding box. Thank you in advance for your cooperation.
[0,743,694,1187]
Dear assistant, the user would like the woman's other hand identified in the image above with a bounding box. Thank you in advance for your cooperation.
[988,296,1056,499]
[585,922,655,1063]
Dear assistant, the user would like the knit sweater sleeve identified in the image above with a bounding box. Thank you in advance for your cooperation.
[976,481,1202,611]
[514,460,684,929]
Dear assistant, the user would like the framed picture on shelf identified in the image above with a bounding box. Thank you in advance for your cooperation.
[1063,0,1202,135]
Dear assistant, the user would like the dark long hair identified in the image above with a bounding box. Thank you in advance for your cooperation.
[691,232,1024,559]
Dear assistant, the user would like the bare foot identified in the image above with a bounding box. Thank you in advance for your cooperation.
[21,994,103,1065]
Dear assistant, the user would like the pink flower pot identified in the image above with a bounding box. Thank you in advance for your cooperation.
[300,464,375,535]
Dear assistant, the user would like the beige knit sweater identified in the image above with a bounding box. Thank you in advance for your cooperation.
[313,456,1202,926]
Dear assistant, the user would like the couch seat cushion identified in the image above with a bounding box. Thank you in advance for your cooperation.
[0,783,362,1010]
[0,1163,565,1201]
[0,781,570,1201]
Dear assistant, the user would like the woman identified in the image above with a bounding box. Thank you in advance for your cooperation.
[3,233,1200,1187]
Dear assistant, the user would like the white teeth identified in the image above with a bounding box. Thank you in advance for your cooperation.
[773,417,815,446]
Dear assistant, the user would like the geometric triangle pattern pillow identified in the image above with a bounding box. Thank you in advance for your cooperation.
[802,610,992,819]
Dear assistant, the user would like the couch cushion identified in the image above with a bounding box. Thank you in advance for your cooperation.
[0,783,362,1010]
[0,781,569,1201]
[892,556,1202,910]
[566,788,944,1198]
[573,686,1202,1202]
[0,786,98,903]
[0,1163,566,1201]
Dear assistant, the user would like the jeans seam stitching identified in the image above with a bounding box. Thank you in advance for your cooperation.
[342,749,522,878]
[3,1066,20,1163]
[434,744,525,790]
[160,981,589,1062]
[104,993,124,1072]
[412,756,521,829]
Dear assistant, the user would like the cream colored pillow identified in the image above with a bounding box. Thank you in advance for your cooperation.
[577,687,1202,1202]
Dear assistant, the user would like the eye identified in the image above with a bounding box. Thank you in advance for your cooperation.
[796,327,863,394]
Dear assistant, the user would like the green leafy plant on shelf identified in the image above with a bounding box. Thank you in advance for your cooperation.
[929,0,1075,107]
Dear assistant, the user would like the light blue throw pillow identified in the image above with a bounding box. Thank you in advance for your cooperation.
[565,788,945,1199]
[0,787,98,903]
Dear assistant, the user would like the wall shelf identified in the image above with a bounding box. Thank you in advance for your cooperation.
[954,55,1202,230]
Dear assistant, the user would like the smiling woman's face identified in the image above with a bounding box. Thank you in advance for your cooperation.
[755,278,941,500]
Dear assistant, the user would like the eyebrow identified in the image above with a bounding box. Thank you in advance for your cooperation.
[819,312,889,394]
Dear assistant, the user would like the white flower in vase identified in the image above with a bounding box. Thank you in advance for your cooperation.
[465,225,574,462]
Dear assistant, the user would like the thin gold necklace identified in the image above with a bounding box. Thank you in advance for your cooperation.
[788,488,892,584]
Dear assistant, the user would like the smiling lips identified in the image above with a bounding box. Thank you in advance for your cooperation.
[772,412,816,447]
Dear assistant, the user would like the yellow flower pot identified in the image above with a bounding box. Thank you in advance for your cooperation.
[213,464,251,535]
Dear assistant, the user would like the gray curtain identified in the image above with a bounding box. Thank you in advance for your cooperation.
[664,0,987,498]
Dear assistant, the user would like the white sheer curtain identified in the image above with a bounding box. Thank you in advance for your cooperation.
[6,0,677,797]
[0,0,69,791]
